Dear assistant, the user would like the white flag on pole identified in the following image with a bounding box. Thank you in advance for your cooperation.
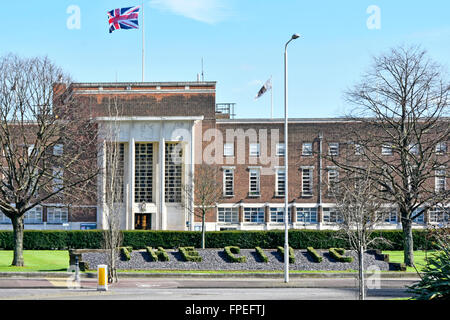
[255,77,272,99]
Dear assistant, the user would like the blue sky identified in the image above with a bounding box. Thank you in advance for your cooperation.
[1,1,449,119]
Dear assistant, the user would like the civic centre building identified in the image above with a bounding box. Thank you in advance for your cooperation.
[0,81,448,231]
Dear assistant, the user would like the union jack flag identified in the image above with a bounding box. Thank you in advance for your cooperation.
[107,6,140,33]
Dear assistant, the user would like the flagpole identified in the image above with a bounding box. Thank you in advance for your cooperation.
[142,1,145,82]
[271,75,273,118]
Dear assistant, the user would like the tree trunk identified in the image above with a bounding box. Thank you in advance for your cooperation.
[11,215,25,267]
[201,211,206,249]
[402,219,414,267]
[358,246,365,300]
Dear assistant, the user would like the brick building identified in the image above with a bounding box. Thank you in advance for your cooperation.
[0,81,448,231]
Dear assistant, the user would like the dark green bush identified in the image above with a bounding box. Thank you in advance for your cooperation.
[306,247,322,263]
[224,246,246,263]
[329,248,353,263]
[0,229,440,250]
[255,247,269,263]
[277,246,295,263]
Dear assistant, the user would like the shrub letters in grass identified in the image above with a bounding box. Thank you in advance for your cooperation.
[306,247,322,263]
[277,246,295,263]
[145,246,159,261]
[179,246,202,262]
[255,246,269,263]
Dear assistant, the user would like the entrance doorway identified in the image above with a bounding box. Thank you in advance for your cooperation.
[135,213,152,230]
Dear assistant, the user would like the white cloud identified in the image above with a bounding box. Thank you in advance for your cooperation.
[149,0,230,24]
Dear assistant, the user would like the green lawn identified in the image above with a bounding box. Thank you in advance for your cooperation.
[0,250,69,272]
[382,250,438,272]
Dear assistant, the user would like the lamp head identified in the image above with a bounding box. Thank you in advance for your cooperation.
[292,34,300,39]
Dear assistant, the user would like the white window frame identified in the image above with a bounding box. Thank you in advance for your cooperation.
[296,207,318,223]
[275,167,286,197]
[53,144,64,156]
[323,207,343,223]
[244,207,265,223]
[53,167,63,193]
[249,143,260,157]
[23,206,43,224]
[381,144,393,155]
[223,167,235,197]
[302,143,313,156]
[436,142,447,155]
[270,207,291,223]
[429,206,449,223]
[248,167,260,196]
[327,167,339,194]
[224,142,234,157]
[47,207,68,224]
[301,167,313,197]
[354,143,363,155]
[276,143,285,157]
[328,142,339,156]
[217,207,239,223]
[435,167,446,193]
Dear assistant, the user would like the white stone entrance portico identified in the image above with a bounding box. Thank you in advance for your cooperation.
[96,116,203,231]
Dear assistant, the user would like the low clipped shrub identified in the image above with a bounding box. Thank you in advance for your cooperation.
[277,246,295,263]
[255,246,269,263]
[306,247,322,263]
[179,246,202,262]
[145,246,159,261]
[120,247,131,261]
[156,247,170,261]
[329,248,353,263]
[224,246,247,263]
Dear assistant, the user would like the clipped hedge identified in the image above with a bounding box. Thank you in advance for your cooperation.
[179,246,202,262]
[145,246,159,261]
[156,247,170,261]
[120,247,131,261]
[277,246,295,263]
[306,247,322,263]
[0,229,439,250]
[224,246,247,263]
[255,246,269,263]
[329,248,353,263]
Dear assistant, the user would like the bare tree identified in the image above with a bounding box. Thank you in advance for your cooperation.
[101,97,124,283]
[331,45,449,267]
[331,168,386,300]
[182,164,222,249]
[0,54,99,266]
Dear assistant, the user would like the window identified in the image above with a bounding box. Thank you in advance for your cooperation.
[53,144,63,156]
[47,207,68,223]
[323,207,343,223]
[244,207,265,223]
[296,207,317,223]
[408,143,419,155]
[218,207,239,223]
[53,167,63,193]
[412,208,425,224]
[223,168,234,196]
[270,207,291,223]
[0,212,9,223]
[276,168,286,196]
[381,144,392,155]
[328,143,339,156]
[249,168,260,196]
[276,143,285,156]
[135,143,153,203]
[354,143,363,155]
[382,209,398,224]
[249,143,260,157]
[106,142,124,203]
[27,144,34,156]
[327,168,339,194]
[224,143,234,157]
[165,143,183,203]
[301,167,313,196]
[436,142,447,154]
[302,143,313,156]
[435,167,446,193]
[429,207,449,223]
[24,206,43,224]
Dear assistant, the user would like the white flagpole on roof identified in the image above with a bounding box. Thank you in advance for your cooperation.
[271,75,273,118]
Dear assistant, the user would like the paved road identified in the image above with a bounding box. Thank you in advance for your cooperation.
[0,277,415,300]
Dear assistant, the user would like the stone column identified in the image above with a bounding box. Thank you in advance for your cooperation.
[128,138,135,230]
[159,121,166,230]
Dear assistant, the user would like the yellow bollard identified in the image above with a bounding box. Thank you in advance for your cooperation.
[97,264,108,291]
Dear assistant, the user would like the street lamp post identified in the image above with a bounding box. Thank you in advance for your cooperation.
[284,33,300,283]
